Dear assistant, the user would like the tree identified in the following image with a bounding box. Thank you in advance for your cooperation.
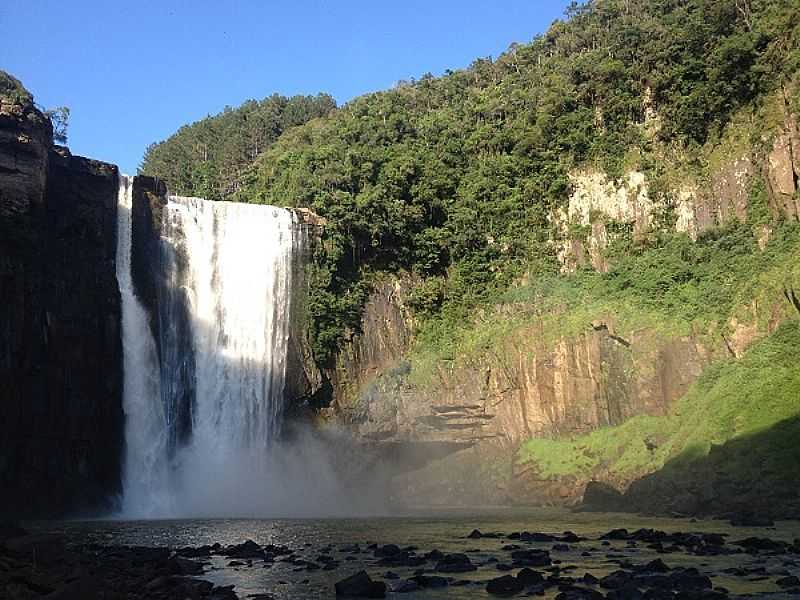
[46,106,70,144]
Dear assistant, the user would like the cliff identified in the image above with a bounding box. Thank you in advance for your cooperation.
[328,87,800,513]
[0,77,123,518]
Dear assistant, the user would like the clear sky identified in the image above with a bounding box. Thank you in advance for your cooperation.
[2,1,573,174]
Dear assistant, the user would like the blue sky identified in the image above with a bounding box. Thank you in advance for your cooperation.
[2,1,572,174]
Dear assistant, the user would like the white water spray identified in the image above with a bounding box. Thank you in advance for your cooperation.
[115,176,172,516]
[116,178,302,517]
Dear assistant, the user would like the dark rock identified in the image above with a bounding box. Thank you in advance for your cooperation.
[602,529,630,541]
[374,544,400,557]
[334,571,386,598]
[642,591,674,600]
[0,92,123,518]
[581,481,625,511]
[224,539,264,559]
[606,585,643,600]
[393,579,420,593]
[409,574,449,588]
[511,549,552,567]
[638,559,671,573]
[486,574,524,596]
[732,537,787,552]
[555,588,605,600]
[168,555,205,574]
[436,552,477,572]
[521,532,557,542]
[601,571,633,590]
[424,549,444,561]
[776,575,800,587]
[518,567,545,585]
[468,529,483,538]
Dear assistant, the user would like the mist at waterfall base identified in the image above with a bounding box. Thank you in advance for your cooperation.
[115,177,388,519]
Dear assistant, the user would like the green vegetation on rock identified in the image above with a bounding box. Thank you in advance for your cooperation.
[0,70,33,104]
[407,222,800,387]
[518,318,800,480]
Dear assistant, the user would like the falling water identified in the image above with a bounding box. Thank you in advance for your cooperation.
[165,195,297,455]
[116,177,302,517]
[115,176,172,516]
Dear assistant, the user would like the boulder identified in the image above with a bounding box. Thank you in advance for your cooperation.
[581,481,625,511]
[335,571,386,598]
[486,574,524,596]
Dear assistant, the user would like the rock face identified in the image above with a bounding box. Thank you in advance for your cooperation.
[330,277,718,505]
[764,89,800,220]
[331,88,800,508]
[0,86,123,518]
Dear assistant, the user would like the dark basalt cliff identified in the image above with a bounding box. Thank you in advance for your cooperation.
[0,87,123,518]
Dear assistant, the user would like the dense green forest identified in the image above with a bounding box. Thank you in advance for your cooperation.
[141,0,800,365]
[141,93,336,200]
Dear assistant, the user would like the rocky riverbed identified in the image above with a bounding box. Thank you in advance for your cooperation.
[3,510,800,599]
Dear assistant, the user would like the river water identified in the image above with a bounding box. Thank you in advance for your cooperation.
[33,508,800,599]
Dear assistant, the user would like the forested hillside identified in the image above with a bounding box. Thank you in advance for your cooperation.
[141,0,799,365]
[140,93,335,201]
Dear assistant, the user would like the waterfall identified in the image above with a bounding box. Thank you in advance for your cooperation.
[116,176,172,516]
[116,178,302,517]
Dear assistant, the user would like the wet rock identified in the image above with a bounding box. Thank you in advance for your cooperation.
[424,549,444,561]
[521,532,558,542]
[518,567,545,586]
[224,540,264,559]
[606,585,643,600]
[601,529,630,541]
[486,574,524,596]
[334,570,386,598]
[393,579,420,593]
[666,568,712,591]
[168,556,205,575]
[468,529,484,538]
[374,544,400,557]
[555,588,605,600]
[210,584,239,600]
[511,549,552,567]
[600,571,633,589]
[436,553,477,573]
[409,574,449,588]
[732,537,786,552]
[642,590,674,600]
[776,575,800,587]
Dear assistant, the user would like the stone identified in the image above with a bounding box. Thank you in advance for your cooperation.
[511,549,552,567]
[581,481,625,511]
[517,567,545,585]
[486,574,524,596]
[334,571,386,598]
[776,575,800,587]
[436,553,477,573]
